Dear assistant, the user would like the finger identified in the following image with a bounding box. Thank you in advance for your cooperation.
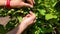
[33,19,36,23]
[22,2,33,8]
[29,11,35,16]
[32,0,35,4]
[23,17,27,20]
[23,14,31,20]
[27,0,33,5]
[23,14,29,20]
[29,11,36,18]
[26,14,31,17]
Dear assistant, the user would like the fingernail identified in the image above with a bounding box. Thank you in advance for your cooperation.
[30,11,32,13]
[30,5,33,8]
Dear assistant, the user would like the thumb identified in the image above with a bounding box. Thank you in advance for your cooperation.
[22,2,33,8]
[29,11,36,17]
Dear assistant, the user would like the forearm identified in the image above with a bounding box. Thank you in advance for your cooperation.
[16,20,34,34]
[16,22,28,34]
[10,0,20,8]
[0,1,6,7]
[0,0,17,8]
[7,25,19,34]
[10,1,17,8]
[6,22,26,34]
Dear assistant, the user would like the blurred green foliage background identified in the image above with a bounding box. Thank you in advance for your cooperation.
[0,0,60,34]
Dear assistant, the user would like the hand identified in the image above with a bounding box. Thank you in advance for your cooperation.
[10,0,35,8]
[22,11,36,26]
[16,11,36,34]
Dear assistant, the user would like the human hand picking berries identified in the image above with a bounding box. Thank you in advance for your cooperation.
[17,11,36,34]
[0,0,36,34]
[0,0,35,8]
[6,11,36,34]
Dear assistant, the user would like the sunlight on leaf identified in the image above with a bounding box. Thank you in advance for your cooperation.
[45,14,57,20]
[17,16,22,23]
[38,9,46,16]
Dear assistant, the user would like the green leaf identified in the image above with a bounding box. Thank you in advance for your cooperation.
[45,14,57,20]
[17,16,22,22]
[38,9,46,16]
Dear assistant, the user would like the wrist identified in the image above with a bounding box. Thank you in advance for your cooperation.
[16,22,28,34]
[6,0,10,8]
